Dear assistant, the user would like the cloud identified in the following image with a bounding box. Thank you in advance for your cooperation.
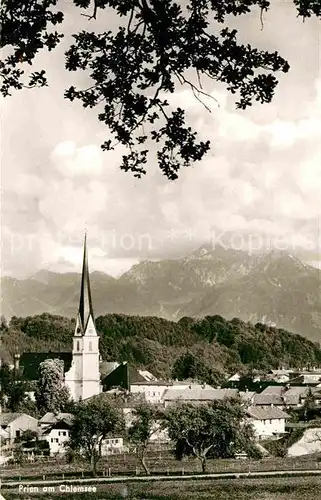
[51,141,103,177]
[1,4,320,276]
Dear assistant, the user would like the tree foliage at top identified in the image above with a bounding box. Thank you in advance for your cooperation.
[0,362,33,413]
[1,1,320,179]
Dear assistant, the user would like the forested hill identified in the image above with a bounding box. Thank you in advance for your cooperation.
[1,313,321,379]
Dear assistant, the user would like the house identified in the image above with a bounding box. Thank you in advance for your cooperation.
[253,385,308,409]
[162,386,239,408]
[239,391,256,405]
[39,412,74,431]
[0,413,38,444]
[40,419,73,455]
[38,413,74,455]
[246,406,289,439]
[269,370,293,383]
[288,372,321,385]
[101,437,127,455]
[102,362,157,392]
[130,380,173,404]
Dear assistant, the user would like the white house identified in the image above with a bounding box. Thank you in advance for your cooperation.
[101,437,127,455]
[0,413,38,444]
[41,422,71,455]
[246,406,289,439]
[39,413,74,455]
[130,381,173,404]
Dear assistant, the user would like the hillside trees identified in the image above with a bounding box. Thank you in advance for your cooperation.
[1,1,320,178]
[171,351,225,386]
[2,313,321,378]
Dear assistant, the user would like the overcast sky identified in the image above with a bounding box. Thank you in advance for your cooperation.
[1,1,321,277]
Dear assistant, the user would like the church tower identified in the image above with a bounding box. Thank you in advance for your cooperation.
[65,234,101,401]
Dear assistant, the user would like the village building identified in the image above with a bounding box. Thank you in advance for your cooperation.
[0,413,38,444]
[162,386,239,408]
[102,361,157,392]
[39,413,74,455]
[246,406,289,439]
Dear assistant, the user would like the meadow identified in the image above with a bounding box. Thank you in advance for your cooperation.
[3,477,321,500]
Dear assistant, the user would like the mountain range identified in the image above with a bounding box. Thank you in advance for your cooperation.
[1,245,320,342]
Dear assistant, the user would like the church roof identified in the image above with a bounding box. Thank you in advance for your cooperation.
[18,352,114,381]
[102,362,147,391]
[77,233,94,333]
[19,352,72,381]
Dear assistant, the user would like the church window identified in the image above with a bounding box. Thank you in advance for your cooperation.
[77,341,80,352]
[89,341,93,351]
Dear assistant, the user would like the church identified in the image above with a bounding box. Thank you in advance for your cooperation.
[64,233,101,400]
[17,235,101,401]
[16,235,152,399]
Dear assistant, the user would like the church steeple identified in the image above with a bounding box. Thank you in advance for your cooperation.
[75,233,95,335]
[79,232,94,331]
[65,232,101,401]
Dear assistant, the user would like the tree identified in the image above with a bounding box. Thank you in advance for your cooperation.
[0,315,9,332]
[164,398,260,472]
[0,362,29,412]
[1,1,320,179]
[34,358,71,414]
[127,401,162,475]
[171,351,224,386]
[68,397,124,476]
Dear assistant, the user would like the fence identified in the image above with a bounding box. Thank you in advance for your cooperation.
[2,454,321,482]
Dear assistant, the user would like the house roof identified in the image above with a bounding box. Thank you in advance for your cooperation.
[285,386,310,397]
[40,418,73,435]
[84,390,144,408]
[253,393,299,406]
[163,387,238,402]
[0,412,37,425]
[260,386,285,395]
[19,352,114,381]
[102,362,147,391]
[131,380,172,387]
[289,375,321,385]
[100,361,120,378]
[0,427,10,438]
[39,412,73,425]
[239,391,256,402]
[247,406,290,420]
[270,370,293,375]
[138,370,157,381]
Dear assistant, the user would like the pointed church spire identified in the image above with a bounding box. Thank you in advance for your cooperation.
[78,232,94,333]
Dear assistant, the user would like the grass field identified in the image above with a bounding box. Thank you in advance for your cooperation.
[3,477,321,499]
